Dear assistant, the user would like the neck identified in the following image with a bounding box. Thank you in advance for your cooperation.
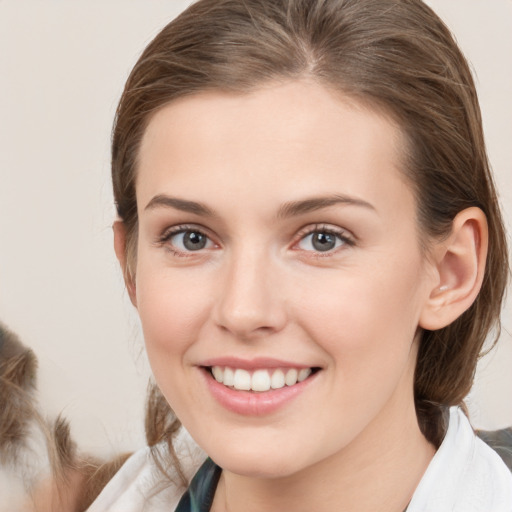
[212,397,435,512]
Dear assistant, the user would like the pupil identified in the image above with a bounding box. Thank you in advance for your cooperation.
[184,231,206,250]
[312,232,335,252]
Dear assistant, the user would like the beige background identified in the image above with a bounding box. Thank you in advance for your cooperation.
[0,0,511,458]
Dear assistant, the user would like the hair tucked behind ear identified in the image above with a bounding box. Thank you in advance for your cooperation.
[112,0,509,449]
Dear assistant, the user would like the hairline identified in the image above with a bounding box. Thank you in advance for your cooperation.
[122,76,435,273]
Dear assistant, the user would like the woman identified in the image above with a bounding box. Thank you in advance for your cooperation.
[89,0,512,510]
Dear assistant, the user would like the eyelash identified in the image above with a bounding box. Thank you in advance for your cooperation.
[157,224,216,257]
[157,223,355,257]
[293,224,355,256]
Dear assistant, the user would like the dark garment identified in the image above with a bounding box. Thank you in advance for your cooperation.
[477,428,512,471]
[175,458,222,512]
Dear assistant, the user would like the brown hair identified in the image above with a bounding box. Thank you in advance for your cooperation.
[112,0,509,453]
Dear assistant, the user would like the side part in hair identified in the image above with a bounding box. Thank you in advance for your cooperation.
[111,0,509,443]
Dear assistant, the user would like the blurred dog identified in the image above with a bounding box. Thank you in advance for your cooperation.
[0,323,129,512]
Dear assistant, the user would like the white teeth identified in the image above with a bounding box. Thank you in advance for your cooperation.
[251,370,271,392]
[223,367,235,386]
[298,368,312,382]
[212,366,223,383]
[285,368,298,386]
[210,366,313,391]
[270,369,285,389]
[233,369,251,390]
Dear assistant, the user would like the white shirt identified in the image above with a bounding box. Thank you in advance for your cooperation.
[408,407,512,511]
[87,407,512,512]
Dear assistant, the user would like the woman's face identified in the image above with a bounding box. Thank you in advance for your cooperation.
[130,81,438,478]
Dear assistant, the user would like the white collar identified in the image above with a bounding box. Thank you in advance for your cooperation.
[408,406,512,511]
[88,407,512,512]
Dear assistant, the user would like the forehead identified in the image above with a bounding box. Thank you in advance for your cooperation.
[136,80,413,220]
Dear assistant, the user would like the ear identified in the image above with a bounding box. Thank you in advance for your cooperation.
[419,207,488,330]
[113,221,137,307]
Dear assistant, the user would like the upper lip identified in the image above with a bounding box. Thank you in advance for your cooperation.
[199,357,318,371]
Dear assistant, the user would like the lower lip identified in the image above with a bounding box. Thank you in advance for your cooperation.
[201,368,318,416]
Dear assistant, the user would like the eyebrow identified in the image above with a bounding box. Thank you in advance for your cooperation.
[277,194,376,219]
[144,193,375,218]
[144,194,215,216]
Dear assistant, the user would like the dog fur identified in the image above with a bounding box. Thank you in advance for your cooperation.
[0,323,129,512]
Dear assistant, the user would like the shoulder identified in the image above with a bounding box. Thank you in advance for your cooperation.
[477,427,512,472]
[408,407,512,512]
[86,429,206,512]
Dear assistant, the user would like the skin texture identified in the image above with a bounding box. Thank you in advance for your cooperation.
[114,80,487,512]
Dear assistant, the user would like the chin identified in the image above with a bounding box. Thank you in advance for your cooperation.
[205,438,314,480]
[217,456,300,479]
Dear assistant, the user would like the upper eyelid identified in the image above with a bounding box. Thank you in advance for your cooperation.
[290,225,356,256]
[294,223,355,242]
[156,223,355,249]
[157,225,218,256]
[159,223,214,242]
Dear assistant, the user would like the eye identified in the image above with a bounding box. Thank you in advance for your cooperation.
[163,228,215,253]
[296,228,353,253]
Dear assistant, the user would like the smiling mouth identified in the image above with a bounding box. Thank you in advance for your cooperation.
[206,366,320,392]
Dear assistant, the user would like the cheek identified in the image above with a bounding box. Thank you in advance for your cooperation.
[134,262,213,360]
[294,254,426,373]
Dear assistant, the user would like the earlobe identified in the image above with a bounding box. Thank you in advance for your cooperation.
[419,207,488,331]
[113,221,138,307]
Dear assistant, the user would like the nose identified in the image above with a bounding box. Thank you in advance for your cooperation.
[213,248,287,340]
